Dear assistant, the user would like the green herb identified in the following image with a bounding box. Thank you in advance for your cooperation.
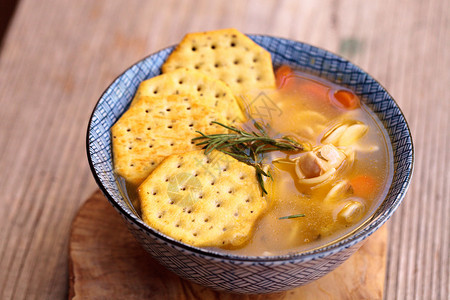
[193,121,308,195]
[278,214,306,220]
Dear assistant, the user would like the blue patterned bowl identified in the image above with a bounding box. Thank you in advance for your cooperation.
[87,35,413,294]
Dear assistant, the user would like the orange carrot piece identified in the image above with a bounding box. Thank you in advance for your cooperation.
[275,65,293,89]
[350,175,377,198]
[331,90,360,110]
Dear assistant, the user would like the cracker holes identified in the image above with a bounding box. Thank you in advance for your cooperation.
[214,63,219,68]
[239,174,245,180]
[177,164,182,168]
[193,232,198,237]
[178,80,184,84]
[253,57,258,63]
[149,144,153,148]
[234,212,239,217]
[166,107,171,112]
[145,109,149,113]
[194,64,200,70]
[186,106,191,110]
[151,161,156,166]
[222,227,227,231]
[169,199,174,205]
[245,198,250,203]
[147,127,151,131]
[167,125,173,129]
[233,59,240,65]
[130,163,134,167]
[191,46,197,51]
[204,218,209,222]
[170,142,174,146]
[236,78,242,83]
[153,89,158,94]
[126,128,131,132]
[230,42,236,47]
[211,44,216,50]
[216,202,221,207]
[189,123,194,127]
[175,223,180,228]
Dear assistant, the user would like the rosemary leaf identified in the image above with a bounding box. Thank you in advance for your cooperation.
[279,214,306,220]
[193,121,308,195]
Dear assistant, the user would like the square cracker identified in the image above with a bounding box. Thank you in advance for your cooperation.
[139,150,267,248]
[162,28,276,95]
[132,68,245,124]
[112,95,234,187]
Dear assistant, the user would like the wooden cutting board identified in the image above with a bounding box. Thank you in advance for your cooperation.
[68,191,387,299]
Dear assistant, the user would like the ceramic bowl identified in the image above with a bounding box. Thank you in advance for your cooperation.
[87,35,413,294]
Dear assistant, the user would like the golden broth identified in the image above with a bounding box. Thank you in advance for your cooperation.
[214,70,393,256]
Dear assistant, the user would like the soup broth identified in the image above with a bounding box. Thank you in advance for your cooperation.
[212,69,393,255]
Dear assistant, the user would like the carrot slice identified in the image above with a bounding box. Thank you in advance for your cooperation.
[350,175,377,198]
[331,90,360,110]
[275,65,293,89]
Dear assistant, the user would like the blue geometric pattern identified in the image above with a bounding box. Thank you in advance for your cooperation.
[87,35,413,293]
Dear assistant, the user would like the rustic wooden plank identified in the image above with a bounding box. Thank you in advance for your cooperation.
[69,191,387,300]
[0,0,448,299]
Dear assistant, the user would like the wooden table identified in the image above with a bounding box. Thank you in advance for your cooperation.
[0,1,448,299]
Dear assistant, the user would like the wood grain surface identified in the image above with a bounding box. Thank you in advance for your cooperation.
[0,0,448,299]
[69,191,387,300]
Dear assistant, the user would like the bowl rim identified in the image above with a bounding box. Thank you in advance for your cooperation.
[86,34,414,262]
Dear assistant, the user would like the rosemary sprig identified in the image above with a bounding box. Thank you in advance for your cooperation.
[192,121,308,195]
[279,214,306,220]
